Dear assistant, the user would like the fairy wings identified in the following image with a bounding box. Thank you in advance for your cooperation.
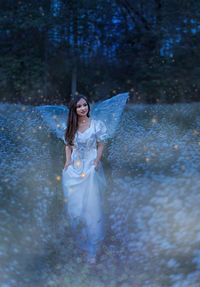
[35,92,130,143]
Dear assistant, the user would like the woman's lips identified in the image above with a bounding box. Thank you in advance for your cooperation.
[81,111,86,114]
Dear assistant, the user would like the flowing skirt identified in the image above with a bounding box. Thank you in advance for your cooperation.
[62,159,106,256]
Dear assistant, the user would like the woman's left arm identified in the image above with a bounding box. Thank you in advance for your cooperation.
[94,141,104,171]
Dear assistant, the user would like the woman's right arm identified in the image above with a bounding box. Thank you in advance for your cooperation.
[64,145,72,170]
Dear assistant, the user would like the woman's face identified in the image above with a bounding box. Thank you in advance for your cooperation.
[76,98,89,117]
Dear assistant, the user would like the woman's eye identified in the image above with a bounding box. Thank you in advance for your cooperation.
[77,104,87,108]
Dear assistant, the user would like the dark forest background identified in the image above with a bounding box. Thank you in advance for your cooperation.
[0,0,200,105]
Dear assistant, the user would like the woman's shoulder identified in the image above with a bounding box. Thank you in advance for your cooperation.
[92,119,108,141]
[92,119,105,125]
[92,119,105,130]
[92,119,107,132]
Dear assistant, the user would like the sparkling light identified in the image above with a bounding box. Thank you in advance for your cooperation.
[75,160,82,168]
[173,144,179,149]
[145,158,150,162]
[151,117,158,124]
[38,126,42,130]
[193,130,199,135]
[56,124,60,128]
[56,176,61,181]
[81,173,86,178]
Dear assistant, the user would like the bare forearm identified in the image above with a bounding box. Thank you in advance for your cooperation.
[65,145,72,163]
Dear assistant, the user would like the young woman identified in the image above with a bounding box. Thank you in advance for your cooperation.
[62,94,108,264]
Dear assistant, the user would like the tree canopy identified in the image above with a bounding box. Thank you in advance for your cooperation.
[0,0,199,104]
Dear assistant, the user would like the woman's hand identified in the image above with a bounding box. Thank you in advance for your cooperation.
[93,159,99,171]
[64,161,72,171]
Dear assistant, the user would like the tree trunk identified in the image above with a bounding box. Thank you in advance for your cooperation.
[44,31,48,101]
[71,65,77,97]
[71,2,78,97]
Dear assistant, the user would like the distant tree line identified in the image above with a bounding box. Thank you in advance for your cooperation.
[0,0,199,105]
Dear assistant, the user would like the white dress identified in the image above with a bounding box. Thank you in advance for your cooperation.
[62,119,108,256]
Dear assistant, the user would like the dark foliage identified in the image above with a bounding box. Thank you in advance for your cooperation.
[0,0,199,104]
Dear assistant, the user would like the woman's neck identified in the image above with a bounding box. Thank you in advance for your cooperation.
[78,116,90,124]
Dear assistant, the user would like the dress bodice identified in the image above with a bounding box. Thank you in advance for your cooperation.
[66,119,107,173]
[70,119,107,160]
[73,120,97,153]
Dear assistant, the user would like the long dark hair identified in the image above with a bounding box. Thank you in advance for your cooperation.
[65,94,90,146]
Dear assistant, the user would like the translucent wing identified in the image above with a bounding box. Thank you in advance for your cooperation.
[35,92,130,143]
[91,92,130,138]
[35,105,68,141]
